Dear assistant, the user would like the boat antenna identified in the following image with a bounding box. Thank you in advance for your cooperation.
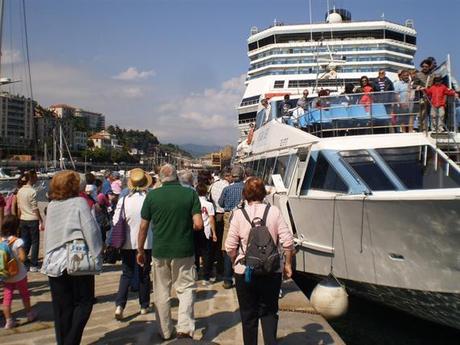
[0,0,5,80]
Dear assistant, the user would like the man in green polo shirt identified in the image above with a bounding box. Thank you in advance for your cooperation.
[137,164,203,340]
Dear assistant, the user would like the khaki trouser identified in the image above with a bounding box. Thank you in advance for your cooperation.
[221,211,232,251]
[431,106,446,131]
[152,256,196,338]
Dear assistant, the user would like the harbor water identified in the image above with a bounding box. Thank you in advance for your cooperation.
[294,272,460,345]
[0,178,50,201]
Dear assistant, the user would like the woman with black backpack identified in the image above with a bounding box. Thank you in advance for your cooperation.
[225,177,294,345]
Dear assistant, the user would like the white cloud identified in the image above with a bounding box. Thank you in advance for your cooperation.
[112,67,156,81]
[121,87,144,99]
[2,49,22,64]
[30,61,244,146]
[154,74,245,144]
[31,61,153,112]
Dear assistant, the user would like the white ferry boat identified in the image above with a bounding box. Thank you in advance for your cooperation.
[236,8,460,330]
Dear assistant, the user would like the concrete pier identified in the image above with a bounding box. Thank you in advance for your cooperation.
[1,264,345,344]
[1,212,344,345]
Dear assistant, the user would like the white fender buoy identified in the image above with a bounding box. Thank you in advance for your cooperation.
[310,274,348,320]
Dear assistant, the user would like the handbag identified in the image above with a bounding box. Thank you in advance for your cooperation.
[66,239,102,276]
[110,196,127,249]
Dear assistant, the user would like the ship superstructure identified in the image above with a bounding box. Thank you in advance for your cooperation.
[238,9,417,140]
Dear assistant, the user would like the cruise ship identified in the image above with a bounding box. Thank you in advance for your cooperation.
[235,8,460,330]
[238,8,417,140]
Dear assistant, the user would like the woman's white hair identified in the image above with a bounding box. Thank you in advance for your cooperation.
[179,170,194,187]
[159,164,177,183]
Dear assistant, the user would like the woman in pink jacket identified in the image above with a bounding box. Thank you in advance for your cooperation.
[225,177,294,345]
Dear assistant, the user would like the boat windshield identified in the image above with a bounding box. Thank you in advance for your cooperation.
[340,145,460,191]
[340,150,396,191]
[301,145,460,195]
[376,146,460,189]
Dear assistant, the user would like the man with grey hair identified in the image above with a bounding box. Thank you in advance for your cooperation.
[137,164,203,340]
[179,170,194,188]
[218,165,245,289]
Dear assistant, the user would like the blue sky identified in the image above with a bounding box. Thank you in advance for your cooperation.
[2,0,459,145]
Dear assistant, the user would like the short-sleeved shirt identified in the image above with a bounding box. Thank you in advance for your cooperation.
[199,196,215,239]
[141,181,201,258]
[394,80,410,105]
[102,178,112,195]
[17,185,39,221]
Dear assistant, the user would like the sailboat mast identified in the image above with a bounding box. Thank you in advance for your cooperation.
[53,126,57,168]
[59,121,64,169]
[0,0,4,79]
[44,142,47,170]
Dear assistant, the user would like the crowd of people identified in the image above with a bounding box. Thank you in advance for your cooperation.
[0,163,294,345]
[257,56,459,133]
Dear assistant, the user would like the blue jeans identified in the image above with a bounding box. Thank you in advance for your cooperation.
[19,220,40,267]
[223,252,233,284]
[115,249,152,309]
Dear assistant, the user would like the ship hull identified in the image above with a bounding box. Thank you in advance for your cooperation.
[289,196,460,329]
[294,271,460,330]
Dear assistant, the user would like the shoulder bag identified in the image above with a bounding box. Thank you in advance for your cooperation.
[110,196,127,249]
[66,239,102,275]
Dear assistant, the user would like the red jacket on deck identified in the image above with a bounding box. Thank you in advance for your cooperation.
[425,83,456,108]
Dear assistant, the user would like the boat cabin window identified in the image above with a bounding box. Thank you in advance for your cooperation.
[376,146,460,189]
[255,109,265,129]
[251,160,260,176]
[255,159,266,178]
[302,152,348,193]
[340,150,396,191]
[263,157,276,185]
[273,154,296,188]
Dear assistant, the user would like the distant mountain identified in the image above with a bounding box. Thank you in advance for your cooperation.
[179,143,223,157]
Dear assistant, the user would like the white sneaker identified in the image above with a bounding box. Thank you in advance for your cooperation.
[140,307,150,315]
[115,306,123,320]
[4,318,16,329]
[29,266,40,273]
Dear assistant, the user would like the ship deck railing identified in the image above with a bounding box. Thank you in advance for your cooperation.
[257,90,459,139]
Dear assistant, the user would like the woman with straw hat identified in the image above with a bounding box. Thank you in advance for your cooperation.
[113,168,153,320]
